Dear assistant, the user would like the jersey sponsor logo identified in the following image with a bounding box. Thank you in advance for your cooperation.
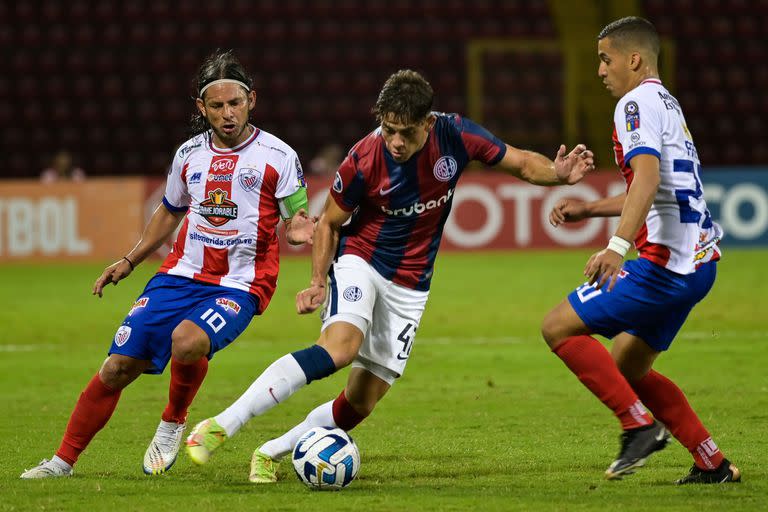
[207,173,233,182]
[433,156,458,182]
[657,91,681,113]
[189,172,202,184]
[379,183,401,196]
[189,232,254,246]
[211,158,236,172]
[114,325,132,347]
[215,297,241,314]
[342,286,363,302]
[333,172,343,193]
[128,297,149,316]
[178,141,202,158]
[238,168,262,191]
[381,188,454,217]
[198,225,239,236]
[624,101,640,131]
[198,189,238,226]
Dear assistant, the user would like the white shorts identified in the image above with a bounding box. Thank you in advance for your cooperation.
[321,255,429,385]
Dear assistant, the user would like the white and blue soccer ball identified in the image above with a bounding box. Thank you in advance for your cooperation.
[292,426,360,490]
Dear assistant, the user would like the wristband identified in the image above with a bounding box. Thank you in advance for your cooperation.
[606,236,631,258]
[123,256,136,271]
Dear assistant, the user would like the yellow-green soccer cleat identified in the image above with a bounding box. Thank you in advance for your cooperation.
[249,450,278,483]
[185,418,228,465]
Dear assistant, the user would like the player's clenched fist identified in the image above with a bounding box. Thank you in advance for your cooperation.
[296,283,326,314]
[549,198,589,227]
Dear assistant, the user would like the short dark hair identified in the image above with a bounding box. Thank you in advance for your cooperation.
[598,16,660,56]
[189,50,253,136]
[372,70,434,125]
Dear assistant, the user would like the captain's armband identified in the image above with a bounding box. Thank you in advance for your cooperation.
[278,187,308,220]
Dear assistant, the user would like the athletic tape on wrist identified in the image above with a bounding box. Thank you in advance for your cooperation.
[606,236,631,257]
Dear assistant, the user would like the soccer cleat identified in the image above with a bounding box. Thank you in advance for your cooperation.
[249,449,279,483]
[20,458,73,479]
[143,420,186,475]
[605,420,670,480]
[676,459,741,484]
[185,418,228,465]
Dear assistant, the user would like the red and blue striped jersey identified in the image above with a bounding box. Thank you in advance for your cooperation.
[330,113,506,291]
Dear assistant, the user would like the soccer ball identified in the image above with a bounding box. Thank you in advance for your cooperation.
[292,426,360,490]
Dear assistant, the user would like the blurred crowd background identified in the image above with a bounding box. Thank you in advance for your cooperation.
[2,0,766,181]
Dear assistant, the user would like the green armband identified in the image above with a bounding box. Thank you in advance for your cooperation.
[279,187,308,219]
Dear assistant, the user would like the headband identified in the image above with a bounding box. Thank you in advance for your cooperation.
[199,78,250,97]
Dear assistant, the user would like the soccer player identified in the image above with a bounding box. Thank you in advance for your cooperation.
[185,69,596,482]
[542,17,740,484]
[20,50,314,479]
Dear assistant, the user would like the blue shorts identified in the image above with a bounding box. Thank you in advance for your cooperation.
[109,274,259,374]
[567,258,717,351]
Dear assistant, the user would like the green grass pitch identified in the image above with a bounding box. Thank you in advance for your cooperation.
[1,250,765,511]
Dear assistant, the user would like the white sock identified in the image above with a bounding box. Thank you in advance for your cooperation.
[259,399,336,460]
[51,455,72,471]
[215,354,306,437]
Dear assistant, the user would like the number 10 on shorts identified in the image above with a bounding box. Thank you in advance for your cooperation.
[201,308,227,333]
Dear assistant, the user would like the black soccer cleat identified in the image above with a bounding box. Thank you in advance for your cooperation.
[605,421,670,480]
[675,458,741,484]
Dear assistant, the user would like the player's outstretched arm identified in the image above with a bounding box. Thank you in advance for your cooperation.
[296,196,352,314]
[584,154,660,291]
[549,193,627,227]
[93,204,185,297]
[496,143,595,186]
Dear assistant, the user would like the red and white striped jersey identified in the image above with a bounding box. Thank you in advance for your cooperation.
[612,79,722,275]
[158,126,305,313]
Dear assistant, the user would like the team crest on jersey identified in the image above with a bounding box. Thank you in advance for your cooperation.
[128,297,149,316]
[114,325,132,347]
[343,286,363,302]
[433,156,458,182]
[333,172,343,193]
[215,298,241,314]
[239,168,262,191]
[624,101,640,131]
[199,189,239,226]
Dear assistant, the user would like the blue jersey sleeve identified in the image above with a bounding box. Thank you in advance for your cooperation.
[457,116,507,165]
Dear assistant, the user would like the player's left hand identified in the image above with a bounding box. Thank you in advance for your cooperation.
[584,248,624,292]
[554,144,595,185]
[93,258,133,297]
[285,209,317,245]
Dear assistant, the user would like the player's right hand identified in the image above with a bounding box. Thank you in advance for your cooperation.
[296,284,326,314]
[93,259,133,297]
[549,198,589,227]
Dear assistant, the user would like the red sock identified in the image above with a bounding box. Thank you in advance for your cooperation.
[553,335,653,430]
[56,373,122,466]
[162,357,208,424]
[633,369,724,469]
[332,389,367,431]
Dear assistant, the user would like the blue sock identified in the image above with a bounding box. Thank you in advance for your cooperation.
[290,345,336,383]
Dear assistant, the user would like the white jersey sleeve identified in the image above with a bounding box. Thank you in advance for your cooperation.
[613,93,662,165]
[275,149,305,200]
[163,148,192,211]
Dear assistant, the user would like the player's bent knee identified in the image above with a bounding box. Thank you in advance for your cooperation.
[318,322,364,368]
[541,310,564,348]
[99,355,147,389]
[171,322,210,362]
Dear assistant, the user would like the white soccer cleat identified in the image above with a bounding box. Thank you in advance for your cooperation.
[143,420,186,475]
[20,458,73,479]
